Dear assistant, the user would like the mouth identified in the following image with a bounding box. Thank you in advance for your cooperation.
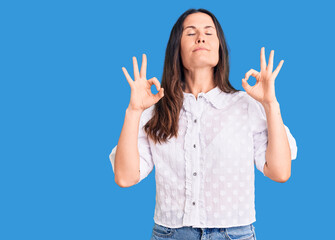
[193,48,209,52]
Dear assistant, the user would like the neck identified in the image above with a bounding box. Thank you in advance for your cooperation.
[183,67,216,98]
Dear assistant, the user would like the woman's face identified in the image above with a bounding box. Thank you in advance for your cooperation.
[180,12,220,71]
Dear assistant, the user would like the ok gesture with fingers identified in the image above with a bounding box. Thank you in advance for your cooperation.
[122,54,164,112]
[242,47,284,105]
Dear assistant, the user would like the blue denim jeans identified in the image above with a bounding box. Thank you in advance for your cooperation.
[150,222,256,240]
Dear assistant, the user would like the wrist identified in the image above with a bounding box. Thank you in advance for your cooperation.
[126,106,144,115]
[261,100,280,112]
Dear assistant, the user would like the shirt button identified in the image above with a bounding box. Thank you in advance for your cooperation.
[193,172,197,176]
[194,119,197,123]
[199,96,203,98]
[193,144,196,148]
[192,201,196,206]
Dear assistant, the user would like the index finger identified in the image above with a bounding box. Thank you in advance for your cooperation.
[140,53,147,79]
[121,67,134,87]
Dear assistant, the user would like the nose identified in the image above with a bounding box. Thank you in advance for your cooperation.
[196,33,205,44]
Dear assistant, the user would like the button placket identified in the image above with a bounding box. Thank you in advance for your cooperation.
[192,100,205,221]
[192,107,202,211]
[193,110,198,178]
[186,96,204,224]
[192,126,197,208]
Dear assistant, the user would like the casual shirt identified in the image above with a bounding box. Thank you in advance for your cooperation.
[109,86,298,228]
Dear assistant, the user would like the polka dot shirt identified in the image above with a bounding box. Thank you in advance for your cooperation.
[109,86,298,228]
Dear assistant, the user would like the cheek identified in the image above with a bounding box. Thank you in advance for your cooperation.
[212,42,220,58]
[213,40,220,51]
[180,39,186,54]
[180,41,189,65]
[180,40,192,57]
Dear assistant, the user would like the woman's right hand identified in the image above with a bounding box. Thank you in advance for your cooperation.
[122,54,164,112]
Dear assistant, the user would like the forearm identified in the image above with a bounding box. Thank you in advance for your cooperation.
[114,108,143,187]
[262,101,291,181]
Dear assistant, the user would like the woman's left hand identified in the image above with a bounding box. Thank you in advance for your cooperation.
[242,47,284,105]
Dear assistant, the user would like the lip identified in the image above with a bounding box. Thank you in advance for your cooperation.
[193,47,209,52]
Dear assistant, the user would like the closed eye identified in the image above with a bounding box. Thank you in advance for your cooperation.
[187,33,213,36]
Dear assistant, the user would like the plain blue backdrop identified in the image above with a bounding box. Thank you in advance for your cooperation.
[1,0,334,239]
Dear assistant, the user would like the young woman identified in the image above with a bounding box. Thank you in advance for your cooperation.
[110,8,297,240]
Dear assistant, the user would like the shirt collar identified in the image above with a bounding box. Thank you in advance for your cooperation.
[183,86,245,110]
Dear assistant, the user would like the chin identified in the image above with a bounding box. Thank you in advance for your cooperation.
[190,60,216,68]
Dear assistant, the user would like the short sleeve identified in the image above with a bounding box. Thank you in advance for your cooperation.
[109,107,155,184]
[248,97,298,176]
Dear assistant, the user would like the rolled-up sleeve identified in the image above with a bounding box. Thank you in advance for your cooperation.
[248,97,298,176]
[109,107,155,183]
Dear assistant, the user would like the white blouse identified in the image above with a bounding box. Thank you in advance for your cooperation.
[109,86,298,228]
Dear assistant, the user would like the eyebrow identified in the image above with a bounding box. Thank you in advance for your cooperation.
[183,25,215,31]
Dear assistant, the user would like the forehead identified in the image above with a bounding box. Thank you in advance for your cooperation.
[183,12,215,29]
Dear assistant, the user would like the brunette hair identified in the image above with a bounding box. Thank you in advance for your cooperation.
[144,8,240,144]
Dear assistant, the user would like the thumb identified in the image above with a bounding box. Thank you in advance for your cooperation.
[154,88,164,102]
[242,78,252,93]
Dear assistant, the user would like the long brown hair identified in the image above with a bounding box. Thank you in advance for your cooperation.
[144,8,240,144]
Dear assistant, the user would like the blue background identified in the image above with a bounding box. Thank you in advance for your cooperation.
[1,0,334,239]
